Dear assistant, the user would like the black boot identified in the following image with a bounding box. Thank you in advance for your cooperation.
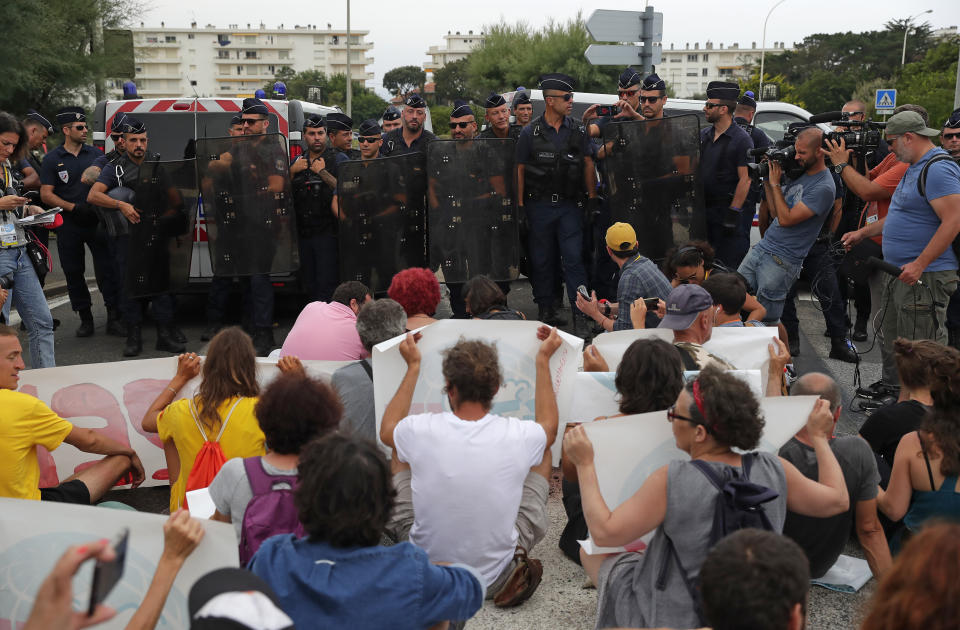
[106,308,126,336]
[537,304,567,327]
[76,309,94,338]
[829,337,859,363]
[169,324,188,344]
[852,315,869,342]
[572,311,593,341]
[253,327,275,357]
[123,325,143,357]
[156,324,186,353]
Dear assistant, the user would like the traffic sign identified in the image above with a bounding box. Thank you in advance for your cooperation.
[586,9,663,43]
[585,44,662,67]
[875,89,897,113]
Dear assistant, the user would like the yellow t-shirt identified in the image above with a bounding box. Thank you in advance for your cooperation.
[157,395,264,512]
[0,389,74,500]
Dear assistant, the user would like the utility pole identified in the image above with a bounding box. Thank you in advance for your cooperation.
[346,0,352,118]
[955,43,960,109]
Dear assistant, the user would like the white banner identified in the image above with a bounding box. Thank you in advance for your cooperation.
[16,357,352,489]
[0,498,238,629]
[372,321,584,464]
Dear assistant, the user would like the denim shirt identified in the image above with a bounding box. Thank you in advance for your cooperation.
[249,535,485,630]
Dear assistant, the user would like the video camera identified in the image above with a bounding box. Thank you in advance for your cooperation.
[811,110,886,155]
[747,127,799,182]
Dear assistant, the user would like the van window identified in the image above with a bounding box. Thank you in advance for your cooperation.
[111,111,280,160]
[754,111,807,143]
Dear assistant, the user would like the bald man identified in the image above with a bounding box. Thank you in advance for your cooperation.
[779,372,891,579]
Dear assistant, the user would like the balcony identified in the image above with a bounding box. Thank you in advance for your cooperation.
[326,40,373,51]
[137,40,181,48]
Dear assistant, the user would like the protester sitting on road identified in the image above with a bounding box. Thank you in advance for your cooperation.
[701,272,766,326]
[0,323,145,503]
[859,522,960,630]
[379,327,562,607]
[250,433,485,628]
[647,283,735,370]
[332,299,407,442]
[465,275,525,320]
[663,240,767,321]
[860,338,938,485]
[780,373,892,579]
[22,510,205,630]
[877,342,960,552]
[576,222,672,332]
[564,366,848,629]
[699,529,811,630]
[209,365,342,555]
[388,267,441,330]
[560,338,684,564]
[280,280,372,360]
[143,327,269,513]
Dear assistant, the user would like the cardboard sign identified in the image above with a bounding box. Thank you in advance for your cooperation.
[0,498,238,629]
[372,320,584,464]
[16,357,352,489]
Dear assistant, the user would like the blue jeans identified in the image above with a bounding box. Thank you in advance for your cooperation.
[738,246,801,324]
[526,200,587,306]
[0,247,55,367]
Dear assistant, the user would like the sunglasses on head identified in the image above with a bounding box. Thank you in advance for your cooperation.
[357,136,381,143]
[640,96,662,104]
[449,121,473,129]
[547,93,573,101]
[944,132,960,140]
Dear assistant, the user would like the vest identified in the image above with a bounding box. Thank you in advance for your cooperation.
[524,115,586,203]
[291,148,338,236]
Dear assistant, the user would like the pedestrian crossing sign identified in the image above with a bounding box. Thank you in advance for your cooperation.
[875,89,896,113]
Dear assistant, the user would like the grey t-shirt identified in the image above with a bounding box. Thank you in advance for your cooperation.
[331,359,375,442]
[779,435,879,578]
[209,457,298,540]
[756,168,835,265]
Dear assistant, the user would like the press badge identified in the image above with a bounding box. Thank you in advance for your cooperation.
[865,214,878,224]
[0,221,17,247]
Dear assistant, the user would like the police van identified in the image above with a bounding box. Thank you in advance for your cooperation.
[91,97,341,291]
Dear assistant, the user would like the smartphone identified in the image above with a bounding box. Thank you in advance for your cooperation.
[577,285,591,301]
[643,297,660,309]
[88,528,129,616]
[22,191,40,202]
[596,105,621,117]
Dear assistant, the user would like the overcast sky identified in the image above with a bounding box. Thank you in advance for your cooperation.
[144,0,958,96]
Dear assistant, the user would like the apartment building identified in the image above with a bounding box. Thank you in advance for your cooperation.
[423,30,486,78]
[660,41,791,98]
[109,22,375,99]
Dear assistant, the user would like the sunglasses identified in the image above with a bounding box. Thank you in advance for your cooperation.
[241,117,266,126]
[666,405,696,423]
[944,132,960,140]
[704,102,725,110]
[72,124,88,130]
[617,89,639,98]
[357,136,381,143]
[640,96,663,104]
[449,121,474,129]
[546,93,574,102]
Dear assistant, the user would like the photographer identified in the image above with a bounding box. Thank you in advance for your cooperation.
[739,128,835,326]
[0,112,55,368]
[842,111,960,377]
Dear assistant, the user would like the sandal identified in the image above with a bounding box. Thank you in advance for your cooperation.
[493,546,543,607]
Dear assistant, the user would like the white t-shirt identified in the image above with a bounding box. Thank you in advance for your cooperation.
[394,411,547,585]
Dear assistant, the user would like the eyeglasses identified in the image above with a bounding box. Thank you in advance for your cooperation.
[546,93,573,102]
[666,405,696,423]
[845,111,865,117]
[357,136,381,143]
[72,124,87,131]
[640,96,663,104]
[703,102,723,110]
[241,118,265,126]
[886,135,901,144]
[943,132,960,140]
[617,88,640,98]
[449,121,474,129]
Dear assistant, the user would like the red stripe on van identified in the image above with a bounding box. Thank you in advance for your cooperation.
[217,100,241,112]
[106,101,141,137]
[264,102,288,135]
[151,100,176,112]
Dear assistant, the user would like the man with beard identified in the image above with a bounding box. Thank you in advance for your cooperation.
[381,93,436,157]
[512,90,534,127]
[327,112,359,162]
[479,92,521,140]
[381,105,402,133]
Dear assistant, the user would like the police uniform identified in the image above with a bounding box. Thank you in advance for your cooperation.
[380,94,437,157]
[93,113,130,169]
[699,82,754,268]
[941,108,960,345]
[516,73,593,324]
[733,92,771,266]
[478,92,522,141]
[39,106,121,335]
[511,89,532,125]
[381,105,401,135]
[292,114,340,302]
[327,112,360,162]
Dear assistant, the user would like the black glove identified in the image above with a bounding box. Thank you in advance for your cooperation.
[70,200,101,228]
[722,206,742,237]
[587,196,603,218]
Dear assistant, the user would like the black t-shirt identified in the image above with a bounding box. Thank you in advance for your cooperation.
[859,400,929,469]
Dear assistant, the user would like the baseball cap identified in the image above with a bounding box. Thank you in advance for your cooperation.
[189,568,295,629]
[885,110,940,137]
[605,222,637,252]
[657,284,714,330]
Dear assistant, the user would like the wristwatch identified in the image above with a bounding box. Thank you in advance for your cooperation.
[833,162,848,174]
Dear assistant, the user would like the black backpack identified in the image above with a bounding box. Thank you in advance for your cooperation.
[656,453,780,625]
[916,153,960,263]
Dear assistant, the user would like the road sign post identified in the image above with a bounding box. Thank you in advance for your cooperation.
[875,88,897,114]
[585,7,663,74]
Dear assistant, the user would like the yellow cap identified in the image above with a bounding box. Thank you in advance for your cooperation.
[605,222,638,252]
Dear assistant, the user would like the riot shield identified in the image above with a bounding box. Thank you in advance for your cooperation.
[125,159,198,298]
[426,139,520,283]
[195,133,298,276]
[336,154,427,293]
[602,114,706,261]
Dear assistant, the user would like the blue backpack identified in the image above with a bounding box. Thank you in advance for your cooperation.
[238,457,306,566]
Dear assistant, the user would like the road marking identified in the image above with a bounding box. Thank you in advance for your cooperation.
[7,289,99,327]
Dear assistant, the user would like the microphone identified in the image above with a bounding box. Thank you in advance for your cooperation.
[808,111,844,125]
[868,256,924,286]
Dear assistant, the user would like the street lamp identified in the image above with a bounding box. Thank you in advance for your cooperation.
[901,9,933,66]
[758,0,788,102]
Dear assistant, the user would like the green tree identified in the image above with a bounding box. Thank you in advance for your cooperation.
[383,65,426,96]
[738,68,805,109]
[895,38,960,129]
[430,105,452,137]
[433,58,479,105]
[1,0,144,115]
[263,70,387,122]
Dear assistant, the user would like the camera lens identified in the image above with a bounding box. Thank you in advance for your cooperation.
[0,273,14,290]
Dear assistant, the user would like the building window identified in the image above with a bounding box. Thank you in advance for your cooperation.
[188,33,194,39]
[686,71,698,77]
[218,50,230,59]
[702,53,709,61]
[245,51,257,58]
[331,35,339,44]
[702,68,708,76]
[719,68,733,76]
[146,36,158,43]
[687,54,698,62]
[670,56,681,63]
[135,66,143,74]
[165,35,176,43]
[278,50,289,59]
[237,65,242,75]
[268,65,275,73]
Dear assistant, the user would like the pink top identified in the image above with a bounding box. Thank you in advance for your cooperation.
[280,301,368,361]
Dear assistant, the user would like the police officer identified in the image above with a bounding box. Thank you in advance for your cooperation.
[512,90,534,127]
[516,73,598,330]
[942,107,960,158]
[327,112,359,162]
[381,93,436,156]
[381,105,402,133]
[290,114,340,303]
[479,92,522,140]
[39,106,123,337]
[92,113,130,170]
[583,67,644,141]
[700,81,753,269]
[86,117,186,356]
[356,119,385,159]
[203,97,286,355]
[733,91,771,265]
[228,114,244,137]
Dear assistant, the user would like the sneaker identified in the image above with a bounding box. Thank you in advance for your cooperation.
[493,546,544,607]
